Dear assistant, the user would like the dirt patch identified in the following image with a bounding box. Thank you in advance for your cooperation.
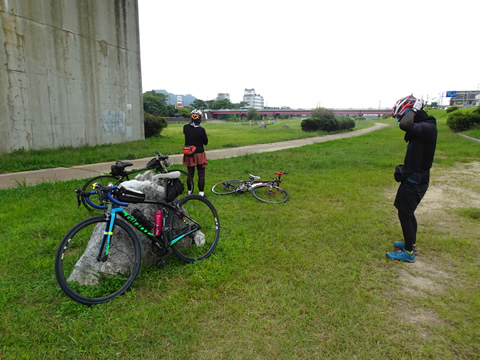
[387,162,480,338]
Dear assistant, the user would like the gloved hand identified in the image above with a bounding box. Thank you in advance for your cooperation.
[412,98,424,112]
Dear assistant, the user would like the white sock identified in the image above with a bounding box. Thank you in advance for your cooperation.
[199,191,205,196]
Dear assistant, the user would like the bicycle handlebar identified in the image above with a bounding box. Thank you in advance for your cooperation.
[76,184,129,210]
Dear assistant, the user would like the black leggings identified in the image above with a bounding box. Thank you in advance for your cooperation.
[187,165,205,192]
[398,211,418,252]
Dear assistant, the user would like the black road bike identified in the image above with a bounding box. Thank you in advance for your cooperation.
[81,152,193,212]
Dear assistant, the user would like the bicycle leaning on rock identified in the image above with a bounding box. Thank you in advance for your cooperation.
[55,171,220,305]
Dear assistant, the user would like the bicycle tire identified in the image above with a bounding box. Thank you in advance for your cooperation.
[168,169,194,195]
[170,195,220,262]
[251,184,289,204]
[81,175,121,212]
[55,216,141,305]
[211,180,244,195]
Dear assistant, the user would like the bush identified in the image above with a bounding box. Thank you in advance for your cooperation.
[446,110,480,132]
[144,113,168,138]
[317,118,339,131]
[446,106,459,113]
[301,118,318,132]
[338,118,355,130]
[301,118,345,132]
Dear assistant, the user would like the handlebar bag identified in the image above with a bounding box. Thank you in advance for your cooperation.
[115,187,146,203]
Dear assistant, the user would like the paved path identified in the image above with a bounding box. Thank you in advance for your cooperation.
[0,123,388,189]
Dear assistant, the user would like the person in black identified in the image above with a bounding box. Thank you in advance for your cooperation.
[386,95,437,263]
[183,109,208,196]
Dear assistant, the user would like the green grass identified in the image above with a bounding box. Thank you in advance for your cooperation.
[1,111,479,359]
[0,118,375,174]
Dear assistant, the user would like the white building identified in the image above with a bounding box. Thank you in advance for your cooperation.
[243,89,264,110]
[216,93,230,100]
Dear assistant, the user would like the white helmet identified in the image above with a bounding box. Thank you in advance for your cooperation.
[190,109,203,121]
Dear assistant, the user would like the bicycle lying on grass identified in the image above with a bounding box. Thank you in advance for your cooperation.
[55,171,220,305]
[81,152,193,212]
[211,171,289,203]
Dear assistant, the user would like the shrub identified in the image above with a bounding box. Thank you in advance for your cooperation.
[317,118,339,132]
[311,107,335,121]
[446,110,480,132]
[301,119,318,132]
[446,106,459,113]
[338,118,355,130]
[144,113,168,137]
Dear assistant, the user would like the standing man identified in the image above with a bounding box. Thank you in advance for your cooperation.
[183,109,209,196]
[386,95,437,263]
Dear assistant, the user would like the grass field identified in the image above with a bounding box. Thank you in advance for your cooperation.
[0,118,375,174]
[0,110,479,359]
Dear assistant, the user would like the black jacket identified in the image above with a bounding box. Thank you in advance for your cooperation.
[183,123,208,153]
[398,110,437,184]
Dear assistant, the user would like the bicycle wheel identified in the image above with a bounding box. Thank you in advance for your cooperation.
[170,195,220,262]
[168,169,194,195]
[55,216,141,305]
[211,180,244,195]
[81,175,121,212]
[252,184,289,204]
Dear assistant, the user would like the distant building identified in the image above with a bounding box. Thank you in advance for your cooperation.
[243,89,264,110]
[448,90,480,108]
[216,93,230,100]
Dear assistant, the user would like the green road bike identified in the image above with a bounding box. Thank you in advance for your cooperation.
[55,172,220,305]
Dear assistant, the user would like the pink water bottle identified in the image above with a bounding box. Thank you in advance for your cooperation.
[154,210,163,236]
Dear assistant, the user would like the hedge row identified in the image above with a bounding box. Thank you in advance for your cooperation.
[446,107,480,132]
[301,118,355,132]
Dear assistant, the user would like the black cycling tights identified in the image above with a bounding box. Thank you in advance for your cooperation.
[187,165,205,192]
[398,211,418,252]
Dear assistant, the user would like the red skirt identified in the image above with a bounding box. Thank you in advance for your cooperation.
[183,152,208,167]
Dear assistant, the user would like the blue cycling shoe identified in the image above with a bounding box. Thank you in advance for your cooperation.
[386,249,415,263]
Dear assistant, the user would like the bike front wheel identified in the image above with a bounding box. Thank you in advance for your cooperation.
[81,175,121,212]
[211,180,244,195]
[252,184,289,204]
[55,216,141,305]
[169,195,220,262]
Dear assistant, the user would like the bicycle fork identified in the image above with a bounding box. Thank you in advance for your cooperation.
[97,211,118,262]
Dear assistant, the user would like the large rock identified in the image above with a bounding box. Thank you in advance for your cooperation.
[67,171,201,285]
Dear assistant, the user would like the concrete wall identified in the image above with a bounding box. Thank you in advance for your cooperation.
[0,0,143,153]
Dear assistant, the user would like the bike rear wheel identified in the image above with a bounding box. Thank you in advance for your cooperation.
[55,217,141,305]
[170,195,220,262]
[252,184,289,204]
[81,175,121,212]
[211,180,244,195]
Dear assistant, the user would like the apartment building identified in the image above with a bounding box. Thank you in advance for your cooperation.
[243,89,264,110]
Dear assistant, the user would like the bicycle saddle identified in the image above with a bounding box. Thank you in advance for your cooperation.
[249,174,261,180]
[114,161,133,170]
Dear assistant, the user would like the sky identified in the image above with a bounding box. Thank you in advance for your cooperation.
[138,0,480,110]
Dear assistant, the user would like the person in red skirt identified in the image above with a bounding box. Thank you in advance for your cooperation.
[183,109,209,196]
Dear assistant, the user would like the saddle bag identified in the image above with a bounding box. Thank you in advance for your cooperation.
[166,178,184,202]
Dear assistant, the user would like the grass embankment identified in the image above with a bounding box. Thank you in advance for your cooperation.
[0,110,479,358]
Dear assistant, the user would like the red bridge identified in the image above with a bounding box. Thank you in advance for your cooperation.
[208,109,391,120]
